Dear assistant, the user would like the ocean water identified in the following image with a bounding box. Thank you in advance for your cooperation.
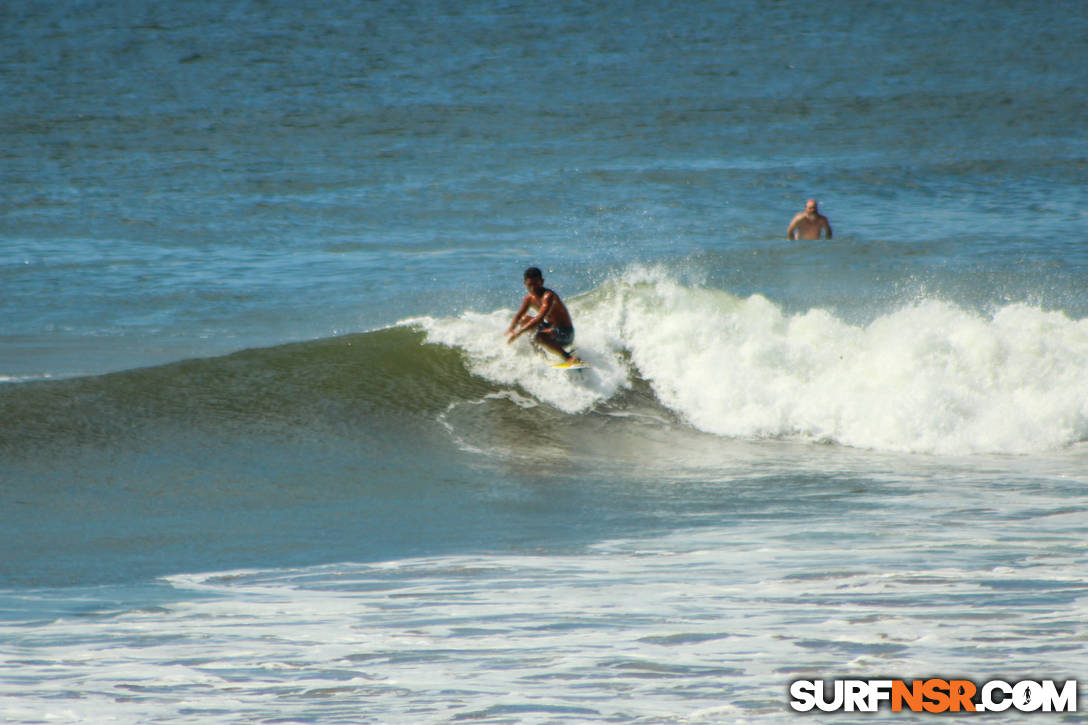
[2,0,1087,722]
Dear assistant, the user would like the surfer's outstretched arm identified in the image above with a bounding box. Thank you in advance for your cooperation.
[508,290,557,342]
[506,294,533,342]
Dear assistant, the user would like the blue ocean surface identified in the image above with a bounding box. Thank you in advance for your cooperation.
[2,0,1087,722]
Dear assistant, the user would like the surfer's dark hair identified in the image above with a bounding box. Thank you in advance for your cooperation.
[523,267,543,280]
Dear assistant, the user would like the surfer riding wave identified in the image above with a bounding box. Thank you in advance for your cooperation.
[505,267,581,364]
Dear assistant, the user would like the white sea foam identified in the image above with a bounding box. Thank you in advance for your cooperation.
[3,477,1085,725]
[0,373,56,383]
[409,309,630,414]
[417,267,1088,455]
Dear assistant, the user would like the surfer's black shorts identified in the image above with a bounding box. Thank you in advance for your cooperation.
[539,324,574,347]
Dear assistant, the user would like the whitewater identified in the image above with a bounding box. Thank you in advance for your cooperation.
[418,268,1088,456]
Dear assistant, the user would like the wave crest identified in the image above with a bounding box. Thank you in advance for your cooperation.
[423,268,1088,455]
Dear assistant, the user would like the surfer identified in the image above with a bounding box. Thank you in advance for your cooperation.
[506,267,581,363]
[787,199,833,240]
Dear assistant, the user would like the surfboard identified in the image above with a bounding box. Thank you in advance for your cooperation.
[551,359,589,371]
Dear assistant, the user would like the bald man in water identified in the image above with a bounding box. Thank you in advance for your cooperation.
[787,199,833,240]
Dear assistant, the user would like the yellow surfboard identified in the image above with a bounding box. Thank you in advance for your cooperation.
[551,359,589,371]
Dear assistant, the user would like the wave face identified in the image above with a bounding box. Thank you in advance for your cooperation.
[4,268,1086,462]
[0,325,487,453]
[420,267,1088,455]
